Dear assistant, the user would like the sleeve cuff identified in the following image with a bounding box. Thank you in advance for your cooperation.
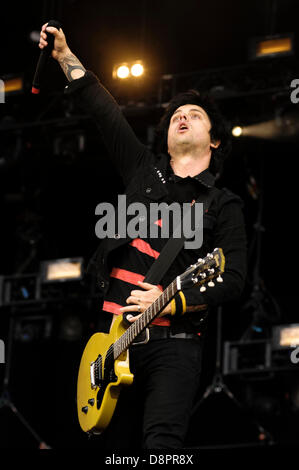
[64,70,99,95]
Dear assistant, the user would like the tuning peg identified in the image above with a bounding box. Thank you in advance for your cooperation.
[208,281,215,287]
[192,277,198,284]
[208,268,215,274]
[197,258,203,263]
[200,285,206,292]
[200,272,206,279]
[216,275,223,283]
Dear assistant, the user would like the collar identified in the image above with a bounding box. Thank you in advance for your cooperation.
[167,165,215,189]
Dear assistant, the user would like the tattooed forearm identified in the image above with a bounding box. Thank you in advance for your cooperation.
[58,51,86,81]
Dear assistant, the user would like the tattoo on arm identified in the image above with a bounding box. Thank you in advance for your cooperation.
[58,52,86,81]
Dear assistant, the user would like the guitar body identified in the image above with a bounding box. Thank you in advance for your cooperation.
[77,315,134,434]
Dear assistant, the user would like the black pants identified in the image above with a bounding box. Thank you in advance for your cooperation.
[102,336,203,449]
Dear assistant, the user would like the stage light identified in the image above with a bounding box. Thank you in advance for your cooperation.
[230,108,299,140]
[0,75,24,97]
[40,257,84,283]
[249,34,294,60]
[272,324,299,349]
[232,126,243,137]
[131,62,144,77]
[113,60,145,79]
[113,64,130,79]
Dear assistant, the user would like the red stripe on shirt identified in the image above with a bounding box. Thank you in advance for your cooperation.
[130,238,160,259]
[110,268,163,290]
[103,301,122,315]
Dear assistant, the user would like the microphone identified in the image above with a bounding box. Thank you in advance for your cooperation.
[31,20,61,94]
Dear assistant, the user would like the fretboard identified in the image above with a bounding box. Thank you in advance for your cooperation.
[113,278,179,358]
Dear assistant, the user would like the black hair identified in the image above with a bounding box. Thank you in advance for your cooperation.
[155,89,231,175]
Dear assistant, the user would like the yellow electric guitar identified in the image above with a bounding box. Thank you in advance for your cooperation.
[77,247,225,434]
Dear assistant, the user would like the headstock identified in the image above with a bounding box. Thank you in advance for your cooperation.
[179,248,225,291]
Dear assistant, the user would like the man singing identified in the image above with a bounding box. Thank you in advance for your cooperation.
[39,23,247,449]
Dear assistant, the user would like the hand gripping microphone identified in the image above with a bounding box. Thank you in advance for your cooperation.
[31,20,61,94]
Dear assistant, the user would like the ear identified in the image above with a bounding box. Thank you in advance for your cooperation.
[210,140,220,149]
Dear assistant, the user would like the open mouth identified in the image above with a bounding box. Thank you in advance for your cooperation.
[177,123,189,132]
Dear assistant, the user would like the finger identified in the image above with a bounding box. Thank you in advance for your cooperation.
[42,23,49,32]
[45,26,60,36]
[127,313,142,323]
[130,290,144,297]
[137,281,157,290]
[126,296,139,304]
[120,305,142,313]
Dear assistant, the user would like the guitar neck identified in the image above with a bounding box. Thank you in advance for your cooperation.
[113,278,179,358]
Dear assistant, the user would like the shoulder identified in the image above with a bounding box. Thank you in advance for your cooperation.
[215,186,244,207]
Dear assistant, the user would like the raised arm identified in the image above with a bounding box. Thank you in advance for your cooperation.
[39,23,148,184]
[39,23,86,81]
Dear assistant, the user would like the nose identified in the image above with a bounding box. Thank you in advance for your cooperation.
[178,113,188,121]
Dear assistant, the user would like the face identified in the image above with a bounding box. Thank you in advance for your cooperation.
[167,104,220,156]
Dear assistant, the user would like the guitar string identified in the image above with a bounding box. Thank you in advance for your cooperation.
[97,255,219,370]
[103,280,177,364]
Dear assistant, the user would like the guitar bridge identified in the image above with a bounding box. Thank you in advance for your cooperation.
[90,355,102,389]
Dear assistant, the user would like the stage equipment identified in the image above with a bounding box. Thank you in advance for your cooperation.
[192,306,274,445]
[0,311,51,448]
[40,257,83,283]
[223,329,299,376]
[113,60,145,80]
[0,75,24,98]
[249,34,294,61]
[231,109,299,140]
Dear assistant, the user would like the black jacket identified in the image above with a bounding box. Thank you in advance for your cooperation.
[65,71,247,332]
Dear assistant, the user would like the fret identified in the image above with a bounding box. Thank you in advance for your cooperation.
[114,278,179,357]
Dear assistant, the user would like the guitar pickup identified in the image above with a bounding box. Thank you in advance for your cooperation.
[90,355,102,389]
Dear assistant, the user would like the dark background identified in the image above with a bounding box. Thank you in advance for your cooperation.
[0,0,299,452]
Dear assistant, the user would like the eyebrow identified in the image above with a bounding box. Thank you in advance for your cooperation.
[171,108,206,117]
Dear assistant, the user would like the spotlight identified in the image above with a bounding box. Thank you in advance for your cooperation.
[249,34,294,60]
[0,74,24,97]
[131,62,144,77]
[231,111,299,140]
[40,257,84,283]
[113,60,145,79]
[232,126,243,137]
[114,64,130,79]
[272,324,299,349]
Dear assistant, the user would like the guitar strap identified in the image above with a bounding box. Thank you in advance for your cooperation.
[122,187,218,326]
[144,187,218,285]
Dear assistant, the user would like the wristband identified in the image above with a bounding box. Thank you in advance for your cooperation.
[172,291,187,316]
